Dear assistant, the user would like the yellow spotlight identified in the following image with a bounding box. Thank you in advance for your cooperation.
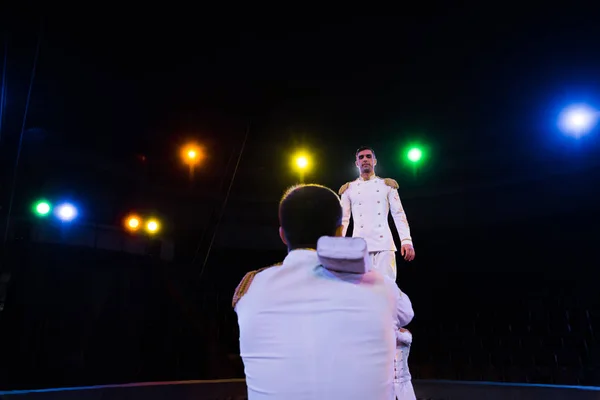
[124,215,142,232]
[296,156,308,169]
[291,151,312,172]
[146,219,160,234]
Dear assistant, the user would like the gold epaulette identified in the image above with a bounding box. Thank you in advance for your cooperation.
[232,263,282,309]
[338,182,350,195]
[383,178,399,189]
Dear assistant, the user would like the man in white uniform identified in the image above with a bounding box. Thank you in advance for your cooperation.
[339,146,415,280]
[233,184,414,400]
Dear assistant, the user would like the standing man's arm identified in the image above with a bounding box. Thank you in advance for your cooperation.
[384,178,415,261]
[339,183,351,237]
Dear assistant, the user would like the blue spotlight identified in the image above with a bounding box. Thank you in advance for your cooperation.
[55,203,78,222]
[558,104,598,138]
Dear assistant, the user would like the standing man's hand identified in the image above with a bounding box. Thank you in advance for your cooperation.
[401,244,415,261]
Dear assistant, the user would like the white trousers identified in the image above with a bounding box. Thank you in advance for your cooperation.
[394,381,416,400]
[369,250,397,280]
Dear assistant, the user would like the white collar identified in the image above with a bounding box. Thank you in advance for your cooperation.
[358,174,377,182]
[284,248,318,265]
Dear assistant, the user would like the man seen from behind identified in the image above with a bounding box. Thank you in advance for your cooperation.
[233,184,414,400]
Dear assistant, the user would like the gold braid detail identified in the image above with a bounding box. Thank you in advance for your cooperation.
[232,263,282,309]
[383,178,399,189]
[338,182,350,195]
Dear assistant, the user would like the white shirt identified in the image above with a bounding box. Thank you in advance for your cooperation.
[341,175,413,252]
[235,249,414,400]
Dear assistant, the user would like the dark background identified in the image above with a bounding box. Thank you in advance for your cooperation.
[0,9,599,390]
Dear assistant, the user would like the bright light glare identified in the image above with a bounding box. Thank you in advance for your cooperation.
[146,219,160,234]
[407,148,423,162]
[558,104,598,137]
[181,143,203,165]
[296,156,308,169]
[125,215,141,231]
[55,203,77,222]
[34,201,51,216]
[292,151,311,172]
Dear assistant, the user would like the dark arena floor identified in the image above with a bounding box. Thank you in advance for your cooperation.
[1,379,600,400]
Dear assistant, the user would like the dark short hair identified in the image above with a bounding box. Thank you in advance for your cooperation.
[279,184,342,250]
[355,146,376,159]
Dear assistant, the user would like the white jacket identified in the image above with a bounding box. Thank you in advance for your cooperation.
[340,175,413,252]
[234,249,414,400]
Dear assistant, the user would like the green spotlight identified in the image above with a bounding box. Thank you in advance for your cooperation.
[407,147,423,163]
[33,200,51,217]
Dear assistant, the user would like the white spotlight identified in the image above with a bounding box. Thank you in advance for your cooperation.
[558,104,598,137]
[55,203,78,222]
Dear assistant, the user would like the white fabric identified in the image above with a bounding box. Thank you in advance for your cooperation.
[394,332,415,400]
[341,175,413,252]
[235,249,414,400]
[369,250,397,281]
[394,381,416,400]
[317,236,371,274]
[396,329,412,346]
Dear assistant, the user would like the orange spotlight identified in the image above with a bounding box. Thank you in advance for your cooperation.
[124,215,142,232]
[181,143,204,166]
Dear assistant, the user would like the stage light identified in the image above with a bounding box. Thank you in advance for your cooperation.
[55,203,78,222]
[400,143,429,169]
[124,215,142,232]
[296,156,308,169]
[128,217,140,229]
[146,219,160,234]
[407,148,423,163]
[181,143,203,166]
[291,151,312,173]
[558,104,598,137]
[33,200,51,217]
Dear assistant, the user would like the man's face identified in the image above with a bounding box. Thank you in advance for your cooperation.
[356,150,376,174]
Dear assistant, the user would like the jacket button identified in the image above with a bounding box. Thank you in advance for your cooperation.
[378,213,381,215]
[361,226,363,228]
[380,235,383,238]
[377,190,379,192]
[379,224,381,227]
[377,201,380,203]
